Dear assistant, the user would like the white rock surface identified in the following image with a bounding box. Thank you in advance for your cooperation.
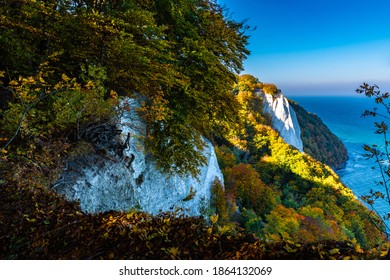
[259,90,304,152]
[53,98,223,216]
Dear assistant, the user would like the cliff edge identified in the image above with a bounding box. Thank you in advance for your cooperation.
[258,90,304,152]
[53,98,223,216]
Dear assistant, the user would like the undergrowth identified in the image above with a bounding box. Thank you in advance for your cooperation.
[0,180,388,260]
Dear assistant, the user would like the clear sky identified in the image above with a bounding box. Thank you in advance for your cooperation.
[218,0,390,96]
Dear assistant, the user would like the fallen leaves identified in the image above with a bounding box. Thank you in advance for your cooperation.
[0,170,388,260]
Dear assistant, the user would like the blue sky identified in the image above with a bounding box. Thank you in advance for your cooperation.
[218,0,390,95]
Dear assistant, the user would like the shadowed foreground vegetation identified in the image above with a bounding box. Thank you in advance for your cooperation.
[1,1,389,259]
[0,181,388,260]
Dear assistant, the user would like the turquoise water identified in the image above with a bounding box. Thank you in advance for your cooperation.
[290,95,389,229]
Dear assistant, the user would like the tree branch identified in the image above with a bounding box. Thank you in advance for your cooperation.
[2,92,45,151]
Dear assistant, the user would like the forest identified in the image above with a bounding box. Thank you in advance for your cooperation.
[1,0,389,259]
[289,100,348,169]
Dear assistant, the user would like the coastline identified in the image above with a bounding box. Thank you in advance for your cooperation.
[290,95,389,231]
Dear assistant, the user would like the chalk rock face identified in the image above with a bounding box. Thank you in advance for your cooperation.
[259,91,304,152]
[53,98,223,216]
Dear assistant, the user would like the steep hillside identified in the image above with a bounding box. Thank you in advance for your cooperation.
[53,98,223,215]
[0,2,388,260]
[289,100,348,169]
[259,90,303,152]
[212,75,387,251]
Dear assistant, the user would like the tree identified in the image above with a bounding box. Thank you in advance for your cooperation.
[137,0,251,176]
[262,83,278,96]
[356,83,390,237]
[234,74,263,93]
[210,178,228,224]
[263,205,301,240]
[225,163,276,217]
[0,0,251,177]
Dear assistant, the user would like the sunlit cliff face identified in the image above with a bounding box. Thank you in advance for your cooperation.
[259,90,304,152]
[52,91,303,215]
[53,98,223,216]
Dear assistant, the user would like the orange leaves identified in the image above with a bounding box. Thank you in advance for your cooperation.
[264,205,302,240]
[215,145,236,170]
[138,93,171,123]
[262,83,278,96]
[0,177,387,259]
[225,163,276,216]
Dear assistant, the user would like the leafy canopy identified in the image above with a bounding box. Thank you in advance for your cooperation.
[0,0,251,176]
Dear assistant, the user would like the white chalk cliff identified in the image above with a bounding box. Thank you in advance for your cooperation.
[53,98,223,216]
[259,90,304,152]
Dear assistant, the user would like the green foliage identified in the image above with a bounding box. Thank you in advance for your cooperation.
[0,0,251,176]
[133,0,250,175]
[263,205,301,240]
[1,2,389,260]
[281,183,304,209]
[144,120,207,177]
[0,71,117,192]
[1,180,387,259]
[233,74,263,93]
[289,100,348,169]
[210,178,228,224]
[356,82,390,237]
[214,74,388,250]
[298,205,347,243]
[262,83,278,96]
[241,208,263,236]
[234,75,269,125]
[215,145,237,170]
[1,73,116,142]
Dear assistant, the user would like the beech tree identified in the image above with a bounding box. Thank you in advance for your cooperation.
[0,0,251,176]
[136,0,251,175]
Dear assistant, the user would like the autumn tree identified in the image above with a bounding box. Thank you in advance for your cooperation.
[136,0,251,176]
[210,178,228,224]
[263,205,301,240]
[225,163,276,217]
[356,83,390,237]
[0,0,251,177]
[234,74,263,93]
[262,83,278,96]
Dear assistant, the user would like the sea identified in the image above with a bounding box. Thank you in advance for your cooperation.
[289,95,389,230]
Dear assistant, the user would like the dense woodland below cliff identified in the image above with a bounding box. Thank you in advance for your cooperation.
[289,100,348,169]
[0,0,389,259]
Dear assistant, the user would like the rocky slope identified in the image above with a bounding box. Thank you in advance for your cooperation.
[52,92,347,216]
[258,90,304,152]
[257,90,347,169]
[53,99,223,216]
[289,100,348,169]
